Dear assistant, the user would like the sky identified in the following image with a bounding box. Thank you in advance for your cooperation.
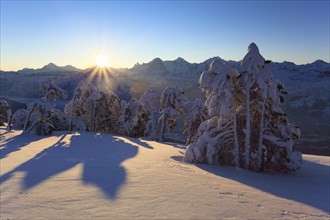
[1,1,329,71]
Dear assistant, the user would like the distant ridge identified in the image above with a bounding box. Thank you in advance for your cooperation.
[17,62,81,74]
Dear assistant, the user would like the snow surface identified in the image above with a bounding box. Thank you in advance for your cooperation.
[0,128,329,219]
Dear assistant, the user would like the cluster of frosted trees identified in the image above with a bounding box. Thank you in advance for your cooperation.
[1,80,200,143]
[0,43,302,172]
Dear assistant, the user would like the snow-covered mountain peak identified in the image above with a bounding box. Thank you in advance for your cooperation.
[131,57,169,74]
[150,57,163,64]
[174,57,188,63]
[42,63,59,71]
[308,59,330,70]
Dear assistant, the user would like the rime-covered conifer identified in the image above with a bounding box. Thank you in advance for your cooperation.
[117,98,147,137]
[183,98,208,145]
[139,90,160,139]
[0,99,11,127]
[158,86,186,142]
[184,43,302,172]
[64,81,120,133]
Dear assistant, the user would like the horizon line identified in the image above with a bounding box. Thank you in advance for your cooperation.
[0,57,329,72]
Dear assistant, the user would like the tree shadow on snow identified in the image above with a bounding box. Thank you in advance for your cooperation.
[0,132,140,200]
[195,160,330,213]
[124,137,154,149]
[0,132,55,159]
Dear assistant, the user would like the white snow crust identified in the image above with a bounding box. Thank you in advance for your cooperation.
[1,129,329,219]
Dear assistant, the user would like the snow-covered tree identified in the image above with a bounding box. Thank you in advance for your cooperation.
[12,109,27,130]
[240,43,302,172]
[158,86,186,142]
[117,98,148,137]
[184,43,302,172]
[183,98,208,145]
[93,91,121,133]
[64,81,121,133]
[27,104,53,135]
[15,80,69,135]
[41,80,67,101]
[184,61,241,166]
[139,90,160,139]
[0,99,11,129]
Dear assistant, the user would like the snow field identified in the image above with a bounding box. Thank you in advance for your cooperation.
[1,129,329,219]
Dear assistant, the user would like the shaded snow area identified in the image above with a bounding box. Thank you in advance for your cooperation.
[1,129,329,219]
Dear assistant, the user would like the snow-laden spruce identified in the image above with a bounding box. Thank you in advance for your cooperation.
[184,43,302,172]
[158,86,186,142]
[64,81,121,133]
[117,98,148,137]
[183,98,208,145]
[139,90,160,139]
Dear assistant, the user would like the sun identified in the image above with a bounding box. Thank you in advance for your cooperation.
[95,55,110,68]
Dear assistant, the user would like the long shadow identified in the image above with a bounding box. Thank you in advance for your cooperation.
[0,132,48,159]
[195,160,330,213]
[125,137,154,149]
[0,132,138,200]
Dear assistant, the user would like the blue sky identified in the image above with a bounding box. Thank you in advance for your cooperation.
[1,1,329,70]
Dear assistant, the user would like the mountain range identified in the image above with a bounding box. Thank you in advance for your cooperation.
[0,57,329,154]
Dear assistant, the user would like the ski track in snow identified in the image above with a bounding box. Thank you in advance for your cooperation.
[0,128,329,219]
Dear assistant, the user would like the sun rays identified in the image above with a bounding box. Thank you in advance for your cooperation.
[86,64,113,90]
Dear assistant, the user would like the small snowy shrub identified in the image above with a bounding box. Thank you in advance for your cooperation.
[13,81,69,135]
[12,109,27,129]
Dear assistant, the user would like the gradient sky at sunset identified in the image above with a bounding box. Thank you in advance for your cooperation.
[1,1,329,71]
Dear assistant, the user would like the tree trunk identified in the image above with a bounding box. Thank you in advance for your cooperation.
[158,95,170,142]
[23,103,37,133]
[90,101,95,132]
[257,99,266,170]
[69,102,74,131]
[6,109,12,132]
[233,100,240,167]
[185,120,192,145]
[158,114,166,142]
[243,88,251,169]
[150,110,156,140]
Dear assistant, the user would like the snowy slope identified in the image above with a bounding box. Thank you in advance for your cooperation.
[0,128,329,219]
